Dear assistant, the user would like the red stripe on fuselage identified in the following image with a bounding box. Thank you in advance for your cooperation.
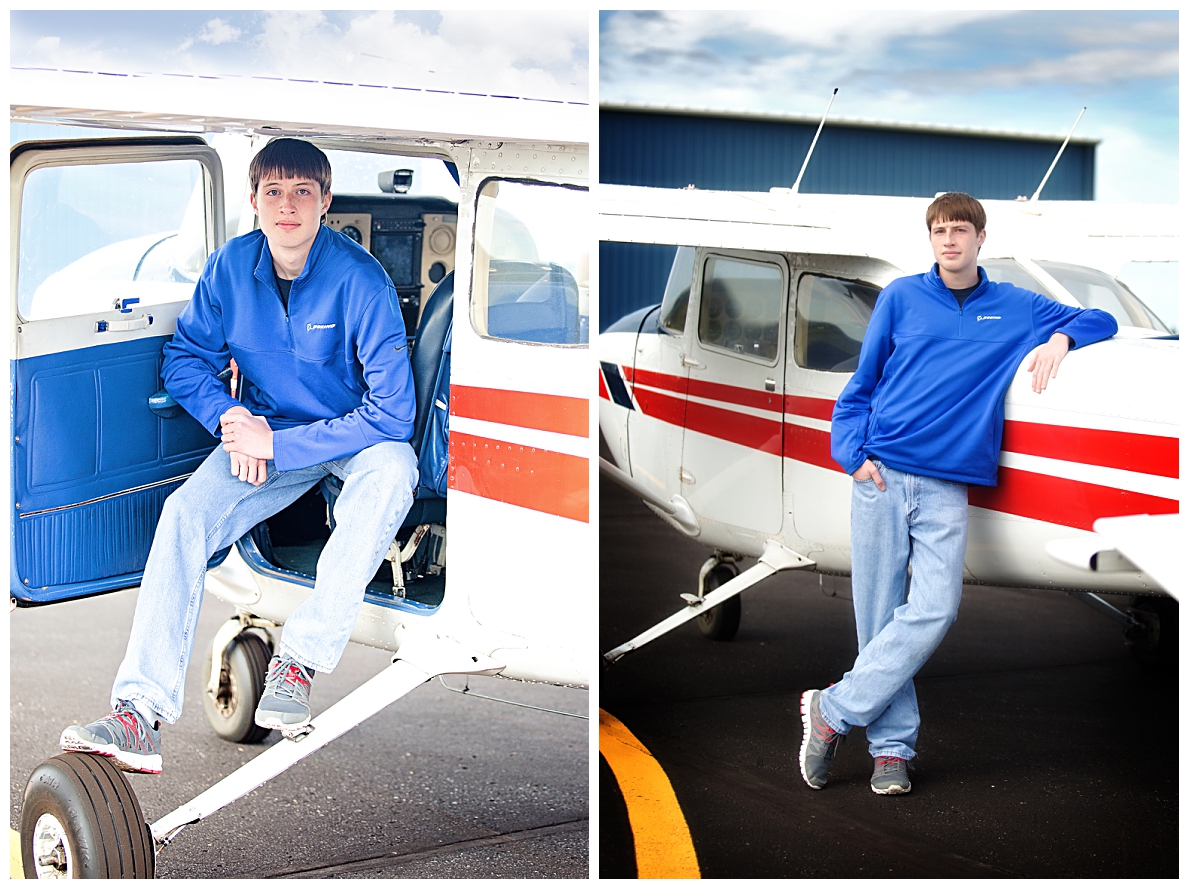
[685,400,782,455]
[1002,420,1178,479]
[598,369,610,402]
[969,466,1178,532]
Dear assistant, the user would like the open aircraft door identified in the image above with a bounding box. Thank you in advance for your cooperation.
[445,145,591,682]
[11,136,225,605]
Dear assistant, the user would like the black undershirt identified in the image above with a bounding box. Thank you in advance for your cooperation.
[274,269,293,314]
[949,283,978,310]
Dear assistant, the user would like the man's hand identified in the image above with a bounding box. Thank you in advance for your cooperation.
[853,458,886,491]
[229,451,269,486]
[1026,332,1071,394]
[220,407,275,461]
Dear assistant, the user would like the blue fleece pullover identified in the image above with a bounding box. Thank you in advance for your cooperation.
[830,264,1117,486]
[162,225,415,472]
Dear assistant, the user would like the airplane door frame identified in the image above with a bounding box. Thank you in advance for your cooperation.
[11,136,225,604]
[680,248,787,534]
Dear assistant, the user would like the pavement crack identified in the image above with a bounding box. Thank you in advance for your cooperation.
[256,818,589,878]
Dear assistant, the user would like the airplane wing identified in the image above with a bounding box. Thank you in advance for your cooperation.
[1045,513,1183,601]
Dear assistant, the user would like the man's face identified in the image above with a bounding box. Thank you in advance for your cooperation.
[929,217,986,277]
[250,174,332,256]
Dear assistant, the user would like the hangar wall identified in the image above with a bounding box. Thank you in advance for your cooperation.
[600,105,1098,329]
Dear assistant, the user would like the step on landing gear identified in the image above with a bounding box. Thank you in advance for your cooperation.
[21,752,155,879]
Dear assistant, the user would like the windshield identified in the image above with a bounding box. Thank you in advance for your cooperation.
[322,150,459,201]
[1036,261,1169,332]
[981,259,1058,301]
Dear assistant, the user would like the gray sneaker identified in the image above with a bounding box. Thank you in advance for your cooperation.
[871,756,912,795]
[799,689,842,790]
[255,655,314,731]
[60,701,162,774]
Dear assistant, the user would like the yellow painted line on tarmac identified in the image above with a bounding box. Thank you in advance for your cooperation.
[599,709,700,879]
[11,828,24,878]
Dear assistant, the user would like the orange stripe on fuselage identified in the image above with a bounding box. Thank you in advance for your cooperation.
[452,385,588,438]
[449,431,588,523]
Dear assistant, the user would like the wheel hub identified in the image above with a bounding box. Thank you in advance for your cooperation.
[32,812,72,879]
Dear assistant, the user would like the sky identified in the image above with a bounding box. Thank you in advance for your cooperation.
[11,10,588,103]
[600,10,1177,204]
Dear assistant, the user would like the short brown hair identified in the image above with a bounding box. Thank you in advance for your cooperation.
[925,192,985,232]
[249,138,332,196]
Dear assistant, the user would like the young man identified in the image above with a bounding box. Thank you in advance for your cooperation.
[800,192,1117,795]
[60,139,419,773]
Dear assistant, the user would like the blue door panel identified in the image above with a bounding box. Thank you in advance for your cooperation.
[99,357,162,472]
[30,369,99,486]
[12,335,218,604]
[15,477,187,597]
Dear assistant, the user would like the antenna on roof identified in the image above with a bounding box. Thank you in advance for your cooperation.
[1029,107,1086,204]
[790,88,838,195]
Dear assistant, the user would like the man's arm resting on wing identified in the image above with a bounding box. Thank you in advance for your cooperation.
[1027,298,1118,395]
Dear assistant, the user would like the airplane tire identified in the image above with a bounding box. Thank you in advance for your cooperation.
[21,752,155,879]
[202,631,273,744]
[1126,595,1178,671]
[696,564,742,641]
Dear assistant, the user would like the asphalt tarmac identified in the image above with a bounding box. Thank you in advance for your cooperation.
[11,587,588,879]
[599,476,1178,879]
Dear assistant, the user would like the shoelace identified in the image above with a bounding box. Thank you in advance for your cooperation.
[874,756,906,774]
[104,707,153,751]
[268,662,311,700]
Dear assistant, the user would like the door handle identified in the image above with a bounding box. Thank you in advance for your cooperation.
[765,378,776,392]
[681,355,704,369]
[148,389,184,419]
[97,313,154,333]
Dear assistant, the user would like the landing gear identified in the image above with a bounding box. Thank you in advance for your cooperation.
[1126,595,1178,670]
[202,630,273,744]
[21,753,155,878]
[696,563,741,641]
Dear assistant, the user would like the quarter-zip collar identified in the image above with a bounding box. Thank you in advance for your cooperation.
[926,262,989,307]
[253,223,331,292]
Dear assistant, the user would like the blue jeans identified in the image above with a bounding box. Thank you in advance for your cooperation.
[112,441,418,724]
[818,460,968,760]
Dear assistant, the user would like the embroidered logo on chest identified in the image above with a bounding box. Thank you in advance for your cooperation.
[307,322,336,332]
[976,315,1002,322]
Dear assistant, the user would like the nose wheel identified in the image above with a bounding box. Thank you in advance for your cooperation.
[20,753,154,879]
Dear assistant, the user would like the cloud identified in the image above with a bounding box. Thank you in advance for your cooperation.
[197,17,242,46]
[12,11,587,101]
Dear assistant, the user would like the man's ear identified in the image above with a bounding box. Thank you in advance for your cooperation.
[249,190,259,215]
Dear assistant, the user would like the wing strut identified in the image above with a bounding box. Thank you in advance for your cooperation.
[151,638,503,847]
[602,539,814,664]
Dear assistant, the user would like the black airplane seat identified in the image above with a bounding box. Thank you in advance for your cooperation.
[320,271,453,532]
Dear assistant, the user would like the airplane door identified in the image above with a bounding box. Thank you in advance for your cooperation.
[680,250,786,533]
[11,137,225,605]
[446,151,592,678]
[785,265,886,549]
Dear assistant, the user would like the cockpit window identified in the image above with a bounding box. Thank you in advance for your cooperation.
[697,255,783,362]
[794,274,881,372]
[1036,260,1170,332]
[980,259,1057,300]
[18,159,208,321]
[471,179,589,346]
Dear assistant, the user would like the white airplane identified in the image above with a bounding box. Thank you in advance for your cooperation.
[597,183,1180,668]
[11,64,591,878]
